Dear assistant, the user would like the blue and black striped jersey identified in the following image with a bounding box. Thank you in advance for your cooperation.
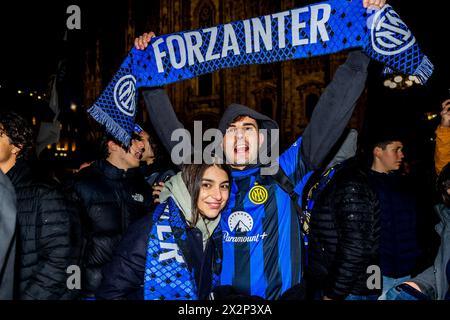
[220,137,313,299]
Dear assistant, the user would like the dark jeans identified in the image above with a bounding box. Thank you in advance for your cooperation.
[385,284,430,300]
[313,290,379,301]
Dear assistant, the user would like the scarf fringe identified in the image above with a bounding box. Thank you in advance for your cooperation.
[382,66,394,77]
[382,55,434,85]
[413,55,434,84]
[87,104,131,147]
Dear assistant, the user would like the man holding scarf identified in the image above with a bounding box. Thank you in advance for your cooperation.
[0,170,16,300]
[134,0,386,299]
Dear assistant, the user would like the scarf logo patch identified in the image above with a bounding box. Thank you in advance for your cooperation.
[249,185,268,205]
[370,5,416,56]
[114,74,137,117]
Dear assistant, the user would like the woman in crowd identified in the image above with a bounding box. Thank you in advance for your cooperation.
[96,160,231,300]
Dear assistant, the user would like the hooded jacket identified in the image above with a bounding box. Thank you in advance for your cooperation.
[160,173,221,249]
[143,50,370,299]
[96,172,222,300]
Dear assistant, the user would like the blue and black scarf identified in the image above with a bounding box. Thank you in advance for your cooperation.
[144,197,221,300]
[88,0,433,146]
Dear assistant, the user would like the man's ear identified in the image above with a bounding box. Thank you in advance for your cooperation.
[259,132,265,148]
[11,145,21,157]
[373,146,382,159]
[107,140,118,152]
[221,134,228,150]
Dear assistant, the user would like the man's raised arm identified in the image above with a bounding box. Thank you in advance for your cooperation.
[301,50,369,170]
[300,0,385,170]
[141,88,185,153]
[136,32,186,154]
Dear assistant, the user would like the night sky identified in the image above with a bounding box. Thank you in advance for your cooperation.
[1,1,448,94]
[1,1,448,91]
[1,2,70,91]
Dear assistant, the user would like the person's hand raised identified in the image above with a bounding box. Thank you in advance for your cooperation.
[363,0,386,9]
[134,32,156,50]
[440,99,450,128]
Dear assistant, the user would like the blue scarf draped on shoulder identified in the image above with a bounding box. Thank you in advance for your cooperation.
[144,197,221,300]
[88,0,433,146]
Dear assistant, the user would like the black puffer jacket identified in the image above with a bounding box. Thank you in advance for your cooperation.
[66,159,152,298]
[306,158,381,299]
[7,159,82,300]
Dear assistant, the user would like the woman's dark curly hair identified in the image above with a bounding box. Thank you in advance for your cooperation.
[437,163,450,207]
[0,111,34,159]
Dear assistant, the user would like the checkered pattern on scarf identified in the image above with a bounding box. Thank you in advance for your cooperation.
[143,198,198,300]
[88,0,432,147]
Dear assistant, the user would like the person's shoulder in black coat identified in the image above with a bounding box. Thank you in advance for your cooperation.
[96,213,154,300]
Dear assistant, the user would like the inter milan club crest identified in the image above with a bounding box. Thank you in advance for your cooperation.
[228,211,254,233]
[114,74,137,117]
[249,184,268,205]
[370,5,416,56]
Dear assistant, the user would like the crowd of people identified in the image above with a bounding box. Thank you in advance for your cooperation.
[1,0,449,301]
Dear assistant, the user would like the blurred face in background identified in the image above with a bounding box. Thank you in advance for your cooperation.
[107,138,144,170]
[139,131,155,165]
[0,125,20,173]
